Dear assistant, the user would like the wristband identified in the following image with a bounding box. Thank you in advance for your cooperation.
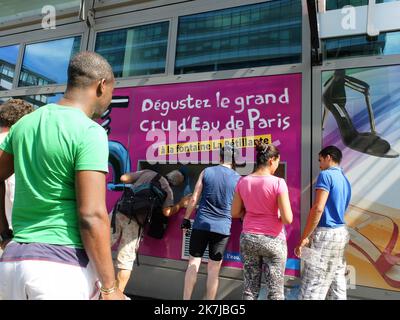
[100,281,118,295]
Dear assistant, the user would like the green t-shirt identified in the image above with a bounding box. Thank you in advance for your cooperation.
[0,104,109,248]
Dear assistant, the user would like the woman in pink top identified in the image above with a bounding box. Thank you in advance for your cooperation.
[231,143,293,300]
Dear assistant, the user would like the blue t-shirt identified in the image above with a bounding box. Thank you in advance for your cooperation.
[316,166,352,228]
[193,165,240,235]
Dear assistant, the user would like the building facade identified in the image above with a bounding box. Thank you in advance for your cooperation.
[0,0,400,299]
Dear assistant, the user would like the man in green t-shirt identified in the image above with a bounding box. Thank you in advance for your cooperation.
[0,51,124,300]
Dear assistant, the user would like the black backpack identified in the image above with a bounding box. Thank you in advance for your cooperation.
[111,174,168,264]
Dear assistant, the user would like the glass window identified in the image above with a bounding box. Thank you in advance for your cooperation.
[0,0,80,24]
[326,0,399,10]
[18,36,81,87]
[0,45,19,91]
[321,65,400,293]
[174,0,302,74]
[95,21,169,78]
[323,31,400,59]
[0,93,63,109]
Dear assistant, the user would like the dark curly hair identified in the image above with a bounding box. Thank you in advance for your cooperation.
[255,142,280,168]
[0,99,34,127]
[220,144,238,169]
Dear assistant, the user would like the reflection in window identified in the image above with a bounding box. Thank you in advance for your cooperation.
[95,22,169,77]
[0,96,10,105]
[0,45,20,91]
[0,93,63,109]
[175,0,302,74]
[19,36,81,87]
[323,31,400,59]
[326,0,399,10]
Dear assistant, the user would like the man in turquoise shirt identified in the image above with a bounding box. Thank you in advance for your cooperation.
[295,145,351,300]
[0,51,124,300]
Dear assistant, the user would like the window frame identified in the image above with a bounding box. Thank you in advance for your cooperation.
[0,1,83,37]
[0,42,21,89]
[0,22,89,98]
[93,0,190,16]
[17,33,84,89]
[321,30,400,60]
[89,0,304,83]
[91,18,173,80]
[173,1,303,75]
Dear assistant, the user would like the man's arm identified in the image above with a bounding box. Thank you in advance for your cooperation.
[75,170,124,300]
[294,189,329,257]
[180,171,203,231]
[163,194,192,218]
[120,172,141,184]
[0,149,14,248]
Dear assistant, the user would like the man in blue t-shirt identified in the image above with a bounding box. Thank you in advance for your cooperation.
[295,145,351,300]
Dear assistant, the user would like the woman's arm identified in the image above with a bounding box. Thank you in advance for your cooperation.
[183,170,204,220]
[277,192,293,225]
[231,191,245,218]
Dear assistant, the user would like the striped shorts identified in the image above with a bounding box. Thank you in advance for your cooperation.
[299,226,350,300]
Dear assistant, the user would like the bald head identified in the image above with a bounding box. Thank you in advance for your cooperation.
[165,170,185,187]
[67,51,114,89]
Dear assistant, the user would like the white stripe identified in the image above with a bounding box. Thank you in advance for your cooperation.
[111,99,129,103]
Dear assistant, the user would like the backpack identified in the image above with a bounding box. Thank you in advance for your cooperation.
[111,173,168,264]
